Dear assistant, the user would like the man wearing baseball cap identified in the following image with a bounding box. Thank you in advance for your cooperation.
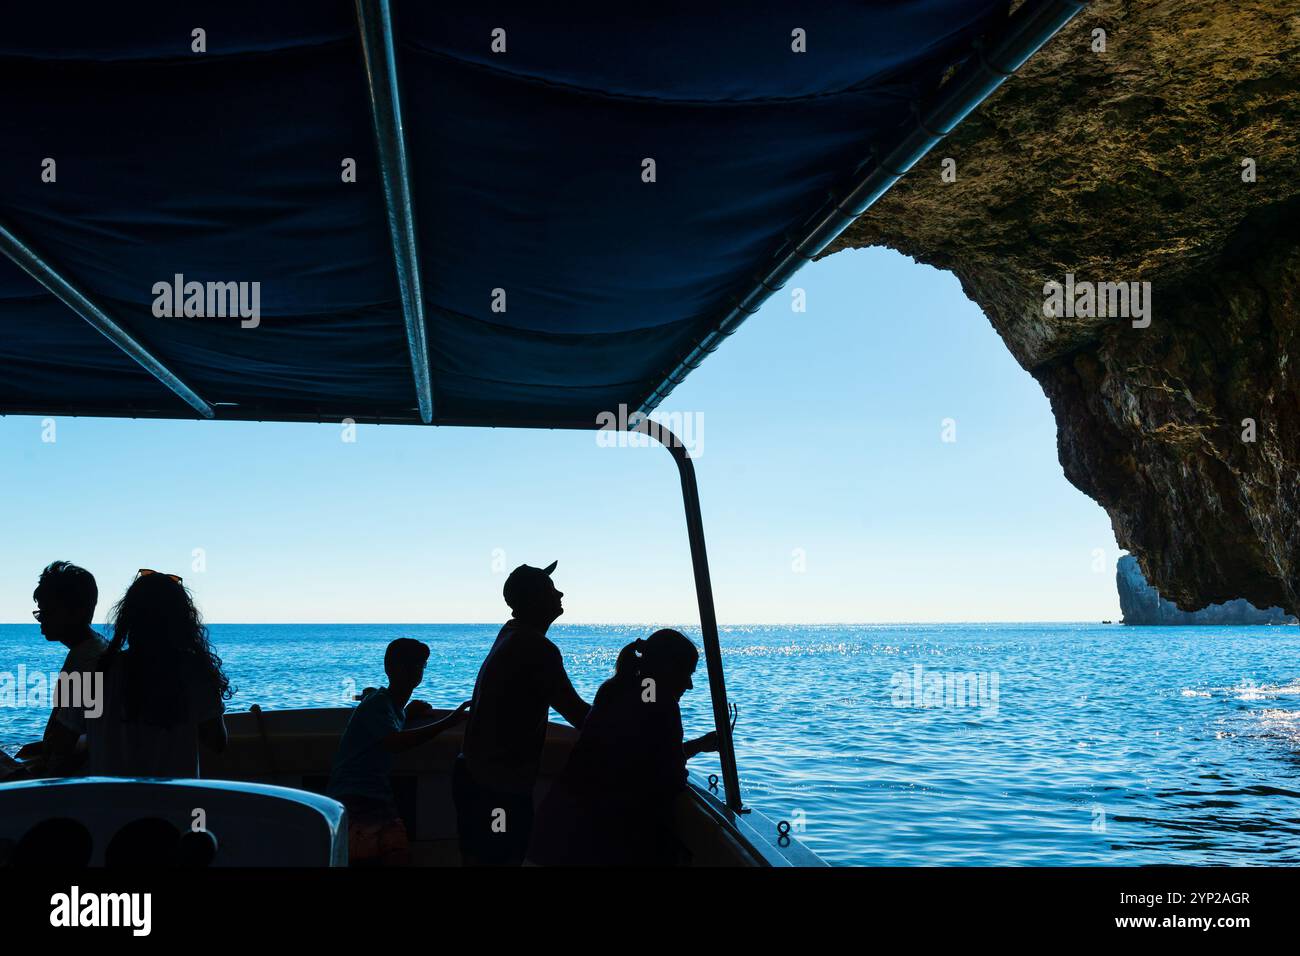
[453,560,590,865]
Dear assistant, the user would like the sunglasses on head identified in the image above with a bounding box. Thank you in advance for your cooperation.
[137,569,183,584]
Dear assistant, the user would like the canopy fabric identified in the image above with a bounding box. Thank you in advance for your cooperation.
[0,1,1008,426]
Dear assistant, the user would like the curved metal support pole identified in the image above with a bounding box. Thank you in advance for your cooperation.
[355,0,435,424]
[0,219,215,419]
[634,417,743,811]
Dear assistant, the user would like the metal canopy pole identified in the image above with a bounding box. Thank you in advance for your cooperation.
[0,220,215,419]
[635,418,743,811]
[638,0,1088,414]
[355,0,435,425]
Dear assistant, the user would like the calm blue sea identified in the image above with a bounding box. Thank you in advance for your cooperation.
[3,622,1298,866]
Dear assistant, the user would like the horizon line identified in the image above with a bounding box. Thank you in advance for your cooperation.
[1,619,1120,627]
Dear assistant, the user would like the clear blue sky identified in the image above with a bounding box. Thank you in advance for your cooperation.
[0,247,1122,624]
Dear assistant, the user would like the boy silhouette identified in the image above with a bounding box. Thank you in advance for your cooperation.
[328,638,469,865]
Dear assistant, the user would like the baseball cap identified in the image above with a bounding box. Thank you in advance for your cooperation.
[503,561,558,611]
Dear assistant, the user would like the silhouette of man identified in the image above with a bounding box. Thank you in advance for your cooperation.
[453,561,590,865]
[13,562,108,777]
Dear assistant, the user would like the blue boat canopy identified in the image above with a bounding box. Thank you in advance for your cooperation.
[0,0,1018,427]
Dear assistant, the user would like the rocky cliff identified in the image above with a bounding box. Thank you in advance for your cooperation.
[827,1,1300,614]
[1116,555,1295,624]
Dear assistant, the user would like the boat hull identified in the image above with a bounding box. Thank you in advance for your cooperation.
[201,706,821,866]
[1,706,822,866]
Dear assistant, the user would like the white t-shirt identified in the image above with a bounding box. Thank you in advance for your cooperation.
[59,655,225,778]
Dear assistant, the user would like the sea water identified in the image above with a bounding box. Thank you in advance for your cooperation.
[2,622,1297,866]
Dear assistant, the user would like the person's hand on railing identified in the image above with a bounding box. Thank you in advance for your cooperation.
[685,701,739,758]
[685,730,722,758]
[385,700,472,754]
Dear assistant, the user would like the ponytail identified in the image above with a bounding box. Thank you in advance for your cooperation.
[610,632,697,691]
[613,638,645,681]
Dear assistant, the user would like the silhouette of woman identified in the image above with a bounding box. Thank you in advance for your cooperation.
[54,570,231,777]
[527,628,718,865]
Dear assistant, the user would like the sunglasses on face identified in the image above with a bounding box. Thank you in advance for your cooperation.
[137,569,183,584]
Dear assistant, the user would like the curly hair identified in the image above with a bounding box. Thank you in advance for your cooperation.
[102,573,231,727]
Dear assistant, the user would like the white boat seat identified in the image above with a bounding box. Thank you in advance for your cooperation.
[0,777,346,867]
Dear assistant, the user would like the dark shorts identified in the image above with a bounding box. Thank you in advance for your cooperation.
[452,754,534,866]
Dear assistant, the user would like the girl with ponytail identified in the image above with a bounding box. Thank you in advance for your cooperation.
[527,629,719,865]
